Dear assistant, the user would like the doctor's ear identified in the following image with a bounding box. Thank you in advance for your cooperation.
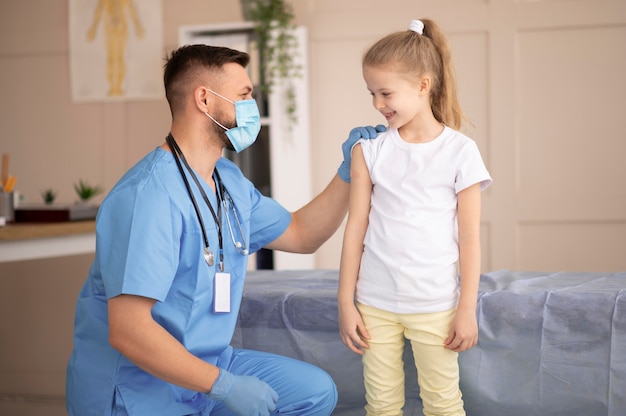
[194,87,210,112]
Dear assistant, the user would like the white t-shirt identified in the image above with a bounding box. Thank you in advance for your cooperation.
[356,126,492,314]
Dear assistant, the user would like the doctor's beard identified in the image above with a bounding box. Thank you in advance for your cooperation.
[209,109,237,151]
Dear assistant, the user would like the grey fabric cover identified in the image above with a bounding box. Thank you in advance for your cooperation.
[231,269,626,416]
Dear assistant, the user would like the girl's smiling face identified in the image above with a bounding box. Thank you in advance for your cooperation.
[363,64,431,131]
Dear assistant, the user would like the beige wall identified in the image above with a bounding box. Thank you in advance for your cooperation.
[1,0,625,272]
[0,0,625,412]
[300,0,626,273]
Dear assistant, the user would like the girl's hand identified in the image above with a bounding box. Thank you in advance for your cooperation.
[338,304,370,354]
[444,307,478,352]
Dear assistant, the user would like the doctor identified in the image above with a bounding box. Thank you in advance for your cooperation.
[66,44,383,416]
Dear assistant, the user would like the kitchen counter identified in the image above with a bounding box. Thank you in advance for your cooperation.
[0,221,95,263]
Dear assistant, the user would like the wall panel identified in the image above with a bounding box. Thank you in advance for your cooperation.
[308,0,626,272]
[518,221,626,271]
[517,25,626,198]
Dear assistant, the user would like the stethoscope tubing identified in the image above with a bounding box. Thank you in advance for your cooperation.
[166,133,248,271]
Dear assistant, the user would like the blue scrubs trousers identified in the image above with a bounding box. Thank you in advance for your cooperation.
[111,349,337,416]
[208,349,338,416]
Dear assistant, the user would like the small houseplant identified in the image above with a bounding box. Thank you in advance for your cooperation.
[41,188,57,205]
[241,0,301,127]
[74,179,103,204]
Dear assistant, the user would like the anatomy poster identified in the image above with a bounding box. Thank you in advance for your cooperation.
[69,0,163,101]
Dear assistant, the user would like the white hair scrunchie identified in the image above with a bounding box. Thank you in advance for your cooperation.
[408,19,424,35]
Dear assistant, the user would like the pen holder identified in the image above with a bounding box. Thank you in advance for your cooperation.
[0,191,14,223]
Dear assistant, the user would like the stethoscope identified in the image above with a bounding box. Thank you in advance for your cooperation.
[166,133,248,272]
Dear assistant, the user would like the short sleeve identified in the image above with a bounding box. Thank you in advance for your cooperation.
[357,133,387,173]
[96,178,180,302]
[248,191,291,253]
[455,140,493,194]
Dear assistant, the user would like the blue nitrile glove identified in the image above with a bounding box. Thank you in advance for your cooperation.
[207,369,278,416]
[338,124,386,183]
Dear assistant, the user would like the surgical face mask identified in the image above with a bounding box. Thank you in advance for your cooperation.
[206,89,261,153]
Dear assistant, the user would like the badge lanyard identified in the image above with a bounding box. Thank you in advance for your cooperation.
[166,133,225,272]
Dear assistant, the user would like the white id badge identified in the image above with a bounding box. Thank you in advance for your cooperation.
[214,272,231,313]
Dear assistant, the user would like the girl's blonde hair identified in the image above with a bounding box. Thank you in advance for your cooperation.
[363,19,465,130]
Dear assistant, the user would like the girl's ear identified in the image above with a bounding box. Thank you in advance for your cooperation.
[419,76,432,94]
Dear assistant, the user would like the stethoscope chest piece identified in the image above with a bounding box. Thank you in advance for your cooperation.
[204,247,215,266]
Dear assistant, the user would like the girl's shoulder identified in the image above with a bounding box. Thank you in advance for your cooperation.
[357,127,394,150]
[440,126,481,151]
[441,126,472,142]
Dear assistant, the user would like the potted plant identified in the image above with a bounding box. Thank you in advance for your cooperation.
[241,0,301,128]
[74,179,103,205]
[41,188,57,205]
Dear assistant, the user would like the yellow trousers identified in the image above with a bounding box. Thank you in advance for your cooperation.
[357,303,465,416]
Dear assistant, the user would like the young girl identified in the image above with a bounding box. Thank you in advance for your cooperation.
[338,19,492,416]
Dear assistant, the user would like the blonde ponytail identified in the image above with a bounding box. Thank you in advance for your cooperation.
[363,18,466,129]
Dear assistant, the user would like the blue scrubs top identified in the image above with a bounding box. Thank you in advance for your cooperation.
[66,148,291,415]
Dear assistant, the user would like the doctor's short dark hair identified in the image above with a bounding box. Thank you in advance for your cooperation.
[163,44,250,115]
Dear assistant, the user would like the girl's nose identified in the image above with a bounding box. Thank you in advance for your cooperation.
[373,96,385,110]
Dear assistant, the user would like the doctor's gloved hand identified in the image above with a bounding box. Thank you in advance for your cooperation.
[338,124,386,183]
[207,369,278,416]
